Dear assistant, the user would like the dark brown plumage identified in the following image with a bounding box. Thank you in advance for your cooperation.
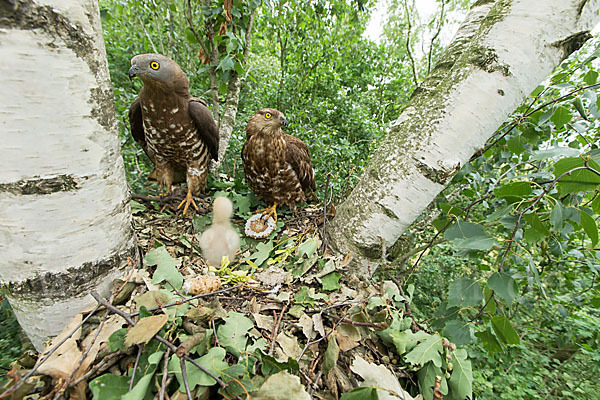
[242,108,316,219]
[128,53,219,214]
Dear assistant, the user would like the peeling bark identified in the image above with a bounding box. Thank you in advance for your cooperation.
[327,0,600,274]
[0,0,138,350]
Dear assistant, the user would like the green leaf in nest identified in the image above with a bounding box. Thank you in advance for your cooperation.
[169,347,228,390]
[216,311,253,357]
[146,247,183,290]
[89,374,129,400]
[320,272,342,291]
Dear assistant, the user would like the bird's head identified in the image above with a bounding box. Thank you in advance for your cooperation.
[245,108,288,136]
[128,53,188,90]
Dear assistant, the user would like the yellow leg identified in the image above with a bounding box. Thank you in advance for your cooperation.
[150,184,172,199]
[177,188,199,215]
[257,203,278,224]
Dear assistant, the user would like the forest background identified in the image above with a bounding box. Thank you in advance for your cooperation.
[1,0,599,399]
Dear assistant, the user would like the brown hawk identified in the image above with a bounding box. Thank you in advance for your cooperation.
[242,108,316,222]
[128,53,219,214]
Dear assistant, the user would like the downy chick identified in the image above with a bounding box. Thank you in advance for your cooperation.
[199,197,240,266]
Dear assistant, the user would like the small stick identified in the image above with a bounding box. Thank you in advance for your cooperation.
[268,302,289,356]
[130,344,143,390]
[158,349,171,400]
[69,350,123,387]
[180,358,193,400]
[129,284,242,317]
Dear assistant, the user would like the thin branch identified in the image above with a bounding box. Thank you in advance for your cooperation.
[159,348,171,400]
[499,164,600,270]
[427,0,446,74]
[180,358,193,400]
[403,0,418,86]
[129,284,242,317]
[130,345,144,391]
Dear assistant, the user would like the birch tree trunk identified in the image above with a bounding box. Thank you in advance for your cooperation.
[327,0,600,274]
[0,0,137,350]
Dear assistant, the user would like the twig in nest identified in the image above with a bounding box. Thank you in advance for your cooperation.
[129,284,242,317]
[69,350,124,387]
[158,348,171,400]
[130,344,144,390]
[268,302,289,356]
[131,192,184,203]
[322,312,387,329]
[0,305,100,399]
[180,358,193,400]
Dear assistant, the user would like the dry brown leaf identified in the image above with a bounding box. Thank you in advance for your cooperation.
[299,313,315,340]
[312,313,325,338]
[252,313,275,330]
[275,332,302,361]
[124,314,169,347]
[340,251,353,268]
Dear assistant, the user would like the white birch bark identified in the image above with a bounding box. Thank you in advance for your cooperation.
[327,0,600,274]
[0,0,138,350]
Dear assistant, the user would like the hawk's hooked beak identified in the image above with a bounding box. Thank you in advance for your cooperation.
[128,65,140,80]
[280,115,288,127]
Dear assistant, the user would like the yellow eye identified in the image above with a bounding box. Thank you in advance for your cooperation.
[265,112,272,119]
[150,61,160,70]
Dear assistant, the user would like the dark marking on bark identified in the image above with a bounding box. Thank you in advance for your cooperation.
[554,31,593,60]
[470,48,511,76]
[498,89,505,96]
[90,87,118,133]
[472,0,495,6]
[577,0,590,17]
[1,237,138,301]
[415,160,458,185]
[0,175,81,195]
[0,0,118,131]
[0,0,98,76]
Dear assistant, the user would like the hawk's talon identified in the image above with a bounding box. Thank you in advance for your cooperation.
[150,187,172,200]
[177,189,198,215]
[256,203,278,224]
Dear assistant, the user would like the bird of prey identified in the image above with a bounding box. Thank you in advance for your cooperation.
[199,197,240,266]
[128,53,219,214]
[242,108,316,223]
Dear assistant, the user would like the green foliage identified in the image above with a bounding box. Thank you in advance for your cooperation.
[0,298,22,383]
[97,0,600,398]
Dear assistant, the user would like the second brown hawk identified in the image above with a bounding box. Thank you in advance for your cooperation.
[128,53,219,214]
[242,108,316,221]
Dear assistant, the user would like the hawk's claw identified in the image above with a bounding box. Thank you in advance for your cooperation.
[177,189,198,215]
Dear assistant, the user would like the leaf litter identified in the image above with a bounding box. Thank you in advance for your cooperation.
[1,193,466,400]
